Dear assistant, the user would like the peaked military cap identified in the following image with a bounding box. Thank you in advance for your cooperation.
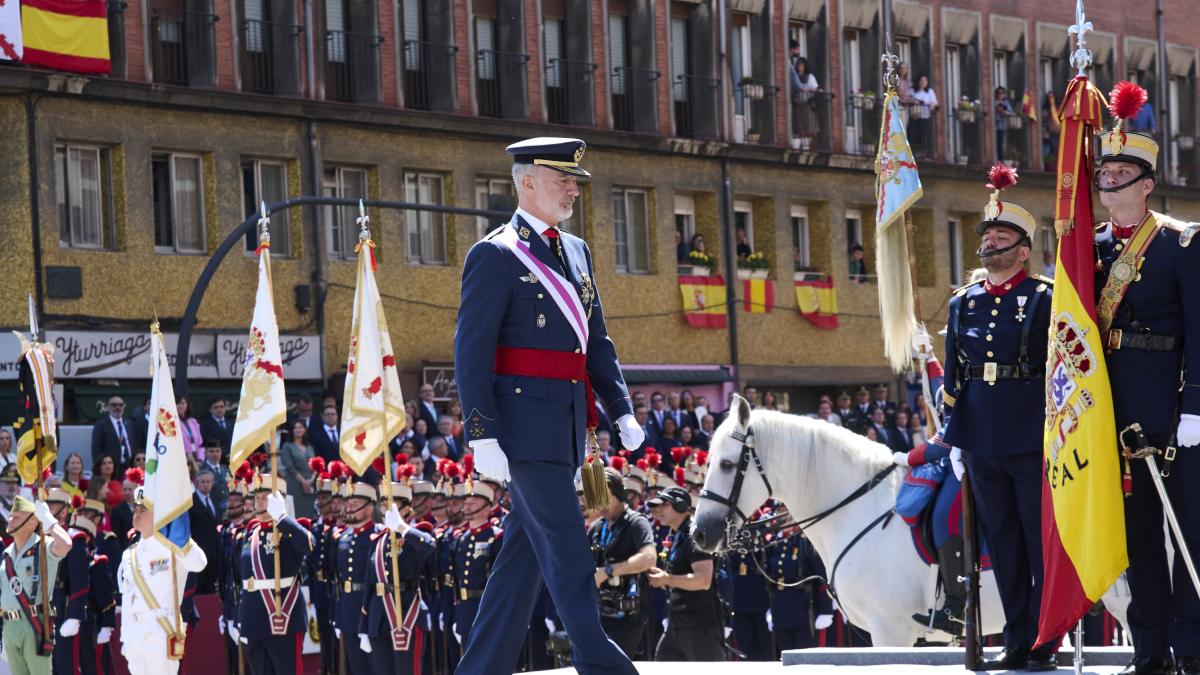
[506,137,591,177]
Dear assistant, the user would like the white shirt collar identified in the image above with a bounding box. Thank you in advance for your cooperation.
[516,207,554,236]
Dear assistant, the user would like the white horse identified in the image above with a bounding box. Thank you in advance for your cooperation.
[692,395,1131,647]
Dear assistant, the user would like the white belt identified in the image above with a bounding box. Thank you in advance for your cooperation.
[243,576,296,592]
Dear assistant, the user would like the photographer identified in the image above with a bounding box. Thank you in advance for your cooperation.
[588,467,657,658]
[647,486,725,661]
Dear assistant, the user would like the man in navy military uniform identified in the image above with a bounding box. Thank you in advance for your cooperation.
[727,525,771,661]
[332,480,381,674]
[450,481,501,648]
[1091,94,1200,675]
[453,137,644,674]
[938,165,1059,671]
[764,522,833,654]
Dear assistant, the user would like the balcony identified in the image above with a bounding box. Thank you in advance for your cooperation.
[733,82,778,144]
[476,49,529,118]
[612,66,660,133]
[844,93,883,156]
[674,75,720,139]
[947,106,986,167]
[239,19,303,95]
[402,40,458,111]
[546,58,596,126]
[996,111,1033,170]
[790,90,834,153]
[903,101,937,160]
[324,30,383,103]
[149,7,218,86]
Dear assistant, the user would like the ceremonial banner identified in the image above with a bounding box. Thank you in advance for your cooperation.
[679,275,727,329]
[13,334,56,486]
[1036,74,1126,647]
[229,245,287,473]
[142,325,193,553]
[742,278,773,314]
[0,0,22,62]
[340,239,407,476]
[21,0,109,74]
[794,278,838,330]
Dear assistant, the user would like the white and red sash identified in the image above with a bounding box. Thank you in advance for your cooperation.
[373,535,421,650]
[495,224,589,353]
[251,526,302,635]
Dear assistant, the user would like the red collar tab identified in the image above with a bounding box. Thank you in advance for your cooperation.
[544,228,560,240]
[983,269,1027,297]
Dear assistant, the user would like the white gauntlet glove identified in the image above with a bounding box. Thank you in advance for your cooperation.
[616,414,645,450]
[469,440,510,483]
[950,447,966,482]
[1178,414,1200,448]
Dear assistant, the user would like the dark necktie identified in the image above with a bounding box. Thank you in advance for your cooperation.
[543,227,569,273]
[218,417,226,431]
[117,419,130,465]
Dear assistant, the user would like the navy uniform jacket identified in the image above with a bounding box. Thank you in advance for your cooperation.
[1097,214,1200,438]
[766,531,832,630]
[942,271,1054,456]
[217,520,243,629]
[307,517,332,612]
[452,524,502,602]
[358,528,436,636]
[727,546,770,615]
[89,548,115,630]
[453,215,634,465]
[237,516,314,639]
[435,524,462,630]
[54,531,93,625]
[333,522,380,635]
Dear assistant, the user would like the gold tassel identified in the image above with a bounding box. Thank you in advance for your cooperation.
[580,430,608,512]
[1054,218,1075,237]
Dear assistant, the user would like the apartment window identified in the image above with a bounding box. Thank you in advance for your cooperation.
[945,45,963,157]
[405,172,447,265]
[608,14,626,95]
[241,160,290,256]
[674,193,695,246]
[475,17,495,79]
[992,52,1008,90]
[948,217,963,286]
[612,188,650,273]
[323,166,368,260]
[734,199,753,254]
[55,143,113,250]
[475,177,513,240]
[788,21,807,57]
[152,152,205,254]
[544,18,562,87]
[791,205,810,269]
[896,36,911,68]
[670,17,688,103]
[845,208,862,247]
[1040,58,1053,100]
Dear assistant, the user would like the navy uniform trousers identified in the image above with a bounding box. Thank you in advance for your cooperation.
[455,460,637,675]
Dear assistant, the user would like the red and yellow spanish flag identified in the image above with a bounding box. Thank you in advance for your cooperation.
[679,275,727,328]
[21,0,111,75]
[742,278,773,313]
[794,277,838,329]
[1036,75,1126,647]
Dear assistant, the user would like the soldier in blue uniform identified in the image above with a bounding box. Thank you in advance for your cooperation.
[307,466,336,675]
[726,523,771,661]
[453,137,644,675]
[764,524,833,655]
[217,479,248,675]
[235,474,314,675]
[431,467,465,673]
[52,497,113,675]
[332,479,380,674]
[938,165,1059,671]
[1090,97,1200,675]
[450,482,501,648]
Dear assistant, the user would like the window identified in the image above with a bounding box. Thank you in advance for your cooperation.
[734,199,753,255]
[791,204,810,270]
[241,160,290,255]
[475,177,513,240]
[948,217,963,286]
[896,36,911,68]
[152,153,205,254]
[405,172,447,264]
[945,45,962,157]
[1040,58,1053,101]
[845,208,862,247]
[475,17,495,79]
[992,51,1008,90]
[671,17,688,103]
[608,14,626,95]
[612,188,650,273]
[674,193,695,242]
[544,19,562,87]
[55,143,113,249]
[323,165,368,260]
[788,21,807,58]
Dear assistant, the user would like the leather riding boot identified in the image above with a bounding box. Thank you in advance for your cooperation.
[911,536,965,635]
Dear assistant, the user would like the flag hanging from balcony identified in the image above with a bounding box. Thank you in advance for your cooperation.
[794,277,838,330]
[0,0,22,61]
[21,0,110,74]
[742,278,773,314]
[1035,74,1125,648]
[678,275,727,329]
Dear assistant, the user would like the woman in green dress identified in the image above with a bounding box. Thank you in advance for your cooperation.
[279,419,317,519]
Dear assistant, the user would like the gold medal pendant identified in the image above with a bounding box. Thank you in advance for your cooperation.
[739,562,748,576]
[1112,260,1135,283]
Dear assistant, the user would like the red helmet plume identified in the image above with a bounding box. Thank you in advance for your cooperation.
[125,467,145,486]
[1109,81,1148,121]
[309,457,326,475]
[694,450,709,467]
[461,454,475,476]
[986,163,1018,192]
[674,467,686,484]
[70,495,84,510]
[635,458,649,471]
[610,456,627,473]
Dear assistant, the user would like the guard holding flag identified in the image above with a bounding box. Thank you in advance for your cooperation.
[1,496,72,675]
[1094,82,1200,675]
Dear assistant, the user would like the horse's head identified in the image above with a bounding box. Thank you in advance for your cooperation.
[693,394,773,553]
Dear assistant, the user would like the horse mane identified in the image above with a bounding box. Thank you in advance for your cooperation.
[748,409,894,476]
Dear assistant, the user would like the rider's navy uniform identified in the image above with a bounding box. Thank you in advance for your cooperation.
[452,137,637,675]
[727,539,771,661]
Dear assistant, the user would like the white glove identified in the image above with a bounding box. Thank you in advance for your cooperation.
[266,491,287,522]
[334,627,342,640]
[815,614,834,631]
[358,634,372,653]
[470,440,511,483]
[911,325,934,359]
[34,501,57,531]
[617,414,645,450]
[453,623,462,644]
[765,609,773,632]
[59,618,79,637]
[229,623,241,643]
[438,615,444,631]
[950,447,965,482]
[384,505,405,533]
[892,451,910,467]
[1179,414,1200,448]
[218,616,226,635]
[544,617,556,633]
[97,627,112,644]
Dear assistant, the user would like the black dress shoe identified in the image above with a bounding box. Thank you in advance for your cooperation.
[1118,656,1175,675]
[1025,645,1059,672]
[1177,655,1200,674]
[981,646,1030,671]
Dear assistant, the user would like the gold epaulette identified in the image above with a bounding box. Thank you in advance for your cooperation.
[1032,274,1055,288]
[952,280,984,298]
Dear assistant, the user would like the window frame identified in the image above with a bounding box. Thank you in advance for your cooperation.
[734,199,754,252]
[323,164,369,261]
[791,204,811,269]
[475,176,514,240]
[55,142,114,250]
[845,208,863,248]
[241,159,291,256]
[404,171,448,265]
[152,152,207,255]
[612,187,651,274]
[673,193,695,245]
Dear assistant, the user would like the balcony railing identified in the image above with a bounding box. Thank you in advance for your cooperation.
[844,93,883,156]
[240,19,303,94]
[790,90,834,152]
[325,29,383,103]
[476,49,529,118]
[546,58,596,126]
[995,111,1031,169]
[612,66,660,133]
[674,75,720,139]
[947,107,987,167]
[734,82,778,144]
[402,40,458,111]
[902,101,937,160]
[149,7,218,85]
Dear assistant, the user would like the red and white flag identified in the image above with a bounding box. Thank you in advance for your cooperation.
[0,0,23,61]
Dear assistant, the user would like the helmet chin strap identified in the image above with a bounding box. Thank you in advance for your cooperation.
[1096,167,1153,193]
[976,237,1030,259]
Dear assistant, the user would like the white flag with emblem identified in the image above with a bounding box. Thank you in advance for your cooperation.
[340,237,406,476]
[143,324,194,552]
[230,245,288,473]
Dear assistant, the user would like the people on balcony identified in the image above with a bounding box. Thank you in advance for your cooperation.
[994,87,1014,162]
[676,230,690,264]
[848,243,868,283]
[791,57,821,144]
[908,75,939,159]
[736,229,753,258]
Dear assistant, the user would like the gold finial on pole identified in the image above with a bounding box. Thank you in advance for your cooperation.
[881,33,900,93]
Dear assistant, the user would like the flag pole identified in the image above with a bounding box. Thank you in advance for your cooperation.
[27,296,52,656]
[258,202,284,619]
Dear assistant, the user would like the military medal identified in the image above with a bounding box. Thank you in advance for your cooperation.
[519,226,531,239]
[1112,259,1135,283]
[739,562,747,576]
[1016,296,1028,322]
[580,272,595,319]
[536,313,546,328]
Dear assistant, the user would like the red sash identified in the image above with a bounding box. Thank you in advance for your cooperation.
[372,535,420,650]
[250,527,302,635]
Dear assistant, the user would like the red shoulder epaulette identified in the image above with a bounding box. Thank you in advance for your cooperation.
[91,554,109,565]
[414,522,434,534]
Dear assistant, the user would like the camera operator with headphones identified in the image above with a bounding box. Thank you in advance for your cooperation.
[588,466,657,658]
[647,486,725,661]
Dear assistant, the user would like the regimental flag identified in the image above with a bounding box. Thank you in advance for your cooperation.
[340,237,406,476]
[794,277,838,330]
[21,0,110,74]
[742,278,774,314]
[142,325,193,553]
[874,91,924,232]
[679,275,727,328]
[12,333,56,486]
[230,243,288,474]
[1036,75,1126,648]
[0,0,23,62]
